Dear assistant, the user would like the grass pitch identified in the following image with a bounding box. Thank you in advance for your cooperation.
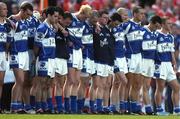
[0,115,179,119]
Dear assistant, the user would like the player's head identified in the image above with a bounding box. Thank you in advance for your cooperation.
[149,15,162,31]
[46,6,59,24]
[98,10,109,26]
[161,17,172,32]
[20,1,33,19]
[55,6,64,23]
[117,7,128,22]
[78,4,92,21]
[109,12,122,28]
[89,10,99,26]
[132,6,144,22]
[0,2,7,18]
[62,12,73,27]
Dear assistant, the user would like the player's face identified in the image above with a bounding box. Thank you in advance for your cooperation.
[89,16,98,26]
[121,10,128,22]
[80,12,91,21]
[153,22,161,31]
[58,14,63,23]
[63,18,72,27]
[99,13,109,26]
[165,20,172,32]
[0,4,7,17]
[23,9,33,19]
[135,9,144,22]
[50,12,59,24]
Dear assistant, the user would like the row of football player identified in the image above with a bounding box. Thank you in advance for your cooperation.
[0,1,179,115]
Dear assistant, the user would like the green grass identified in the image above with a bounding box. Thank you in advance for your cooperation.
[0,115,179,119]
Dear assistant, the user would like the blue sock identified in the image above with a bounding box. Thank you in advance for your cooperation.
[77,99,83,113]
[17,102,23,110]
[11,101,18,111]
[96,99,103,112]
[110,105,116,112]
[36,102,42,110]
[90,100,95,112]
[136,103,142,112]
[70,96,77,113]
[41,102,48,111]
[64,98,70,112]
[47,98,54,111]
[130,101,137,113]
[24,104,32,110]
[82,98,85,109]
[55,96,63,112]
[120,101,125,111]
[30,96,35,109]
[145,105,153,113]
[127,101,131,112]
[124,101,128,111]
[156,105,163,112]
[103,106,110,112]
[174,106,180,113]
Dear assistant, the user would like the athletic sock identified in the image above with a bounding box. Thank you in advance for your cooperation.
[30,96,35,109]
[47,98,54,112]
[96,99,103,112]
[145,105,153,113]
[55,96,63,112]
[156,105,163,112]
[70,96,77,113]
[64,97,70,113]
[120,101,125,111]
[90,100,95,112]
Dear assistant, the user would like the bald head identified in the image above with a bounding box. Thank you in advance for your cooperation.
[0,2,7,18]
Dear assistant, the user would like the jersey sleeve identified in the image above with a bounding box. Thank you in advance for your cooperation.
[34,24,46,47]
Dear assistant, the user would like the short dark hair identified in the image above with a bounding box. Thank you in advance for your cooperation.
[46,6,59,16]
[150,15,162,24]
[132,6,142,15]
[99,10,108,17]
[20,2,33,11]
[110,13,122,22]
[63,12,73,20]
[55,6,64,16]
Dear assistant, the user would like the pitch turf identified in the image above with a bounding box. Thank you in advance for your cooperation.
[0,115,180,119]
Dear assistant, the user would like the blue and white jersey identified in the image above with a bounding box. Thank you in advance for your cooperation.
[0,21,13,52]
[35,21,56,60]
[27,16,40,49]
[112,24,126,58]
[82,21,94,59]
[9,17,29,53]
[156,31,175,62]
[142,26,157,59]
[122,19,144,58]
[67,14,85,50]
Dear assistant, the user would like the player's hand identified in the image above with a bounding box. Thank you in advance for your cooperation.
[62,29,69,37]
[68,41,73,47]
[173,64,177,73]
[95,24,101,33]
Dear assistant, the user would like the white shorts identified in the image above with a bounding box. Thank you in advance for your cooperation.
[36,58,55,78]
[96,63,110,77]
[55,58,68,75]
[127,53,142,74]
[82,58,95,75]
[114,57,128,74]
[68,49,83,70]
[108,66,114,75]
[0,52,8,71]
[10,51,29,71]
[141,59,155,78]
[154,62,176,82]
